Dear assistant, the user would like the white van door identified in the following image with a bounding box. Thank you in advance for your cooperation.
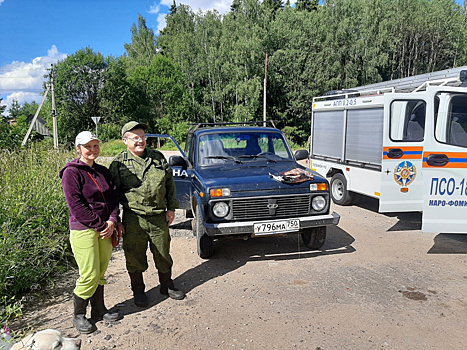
[422,87,467,233]
[379,93,428,212]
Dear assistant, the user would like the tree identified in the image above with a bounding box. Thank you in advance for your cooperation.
[126,55,191,137]
[0,98,6,116]
[8,100,22,120]
[262,0,283,12]
[169,0,177,14]
[295,0,318,12]
[53,47,107,143]
[124,15,158,69]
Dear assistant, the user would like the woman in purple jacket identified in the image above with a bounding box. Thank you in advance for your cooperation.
[59,131,122,334]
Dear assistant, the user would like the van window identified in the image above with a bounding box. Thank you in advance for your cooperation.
[390,100,426,142]
[446,94,467,147]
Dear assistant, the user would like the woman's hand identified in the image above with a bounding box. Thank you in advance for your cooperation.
[100,221,115,239]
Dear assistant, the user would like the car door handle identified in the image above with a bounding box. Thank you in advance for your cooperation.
[426,154,449,166]
[387,148,403,158]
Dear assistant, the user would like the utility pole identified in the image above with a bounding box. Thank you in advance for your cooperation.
[263,53,268,127]
[51,65,58,149]
[21,86,49,146]
[21,64,59,148]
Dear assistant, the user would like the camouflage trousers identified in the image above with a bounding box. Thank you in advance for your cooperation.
[122,210,173,274]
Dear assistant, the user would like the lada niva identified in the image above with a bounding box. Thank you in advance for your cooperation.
[148,122,340,258]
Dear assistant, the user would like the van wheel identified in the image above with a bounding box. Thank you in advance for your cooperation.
[330,173,352,205]
[301,226,326,249]
[194,206,214,259]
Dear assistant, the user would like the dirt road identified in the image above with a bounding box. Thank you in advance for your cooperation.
[12,196,467,350]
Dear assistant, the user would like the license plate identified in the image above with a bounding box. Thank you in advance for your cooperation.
[253,219,300,236]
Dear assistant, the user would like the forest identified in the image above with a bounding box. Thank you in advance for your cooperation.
[2,0,467,147]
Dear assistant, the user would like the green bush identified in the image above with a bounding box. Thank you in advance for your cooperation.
[99,139,126,157]
[97,123,121,142]
[0,145,74,322]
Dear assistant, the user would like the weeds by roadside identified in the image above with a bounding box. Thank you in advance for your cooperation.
[0,145,74,324]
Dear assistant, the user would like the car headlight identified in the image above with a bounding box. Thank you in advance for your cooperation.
[212,202,229,218]
[312,196,326,211]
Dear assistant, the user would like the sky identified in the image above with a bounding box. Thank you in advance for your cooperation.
[0,0,464,115]
[0,0,235,115]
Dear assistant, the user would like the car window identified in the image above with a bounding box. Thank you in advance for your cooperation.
[198,132,293,165]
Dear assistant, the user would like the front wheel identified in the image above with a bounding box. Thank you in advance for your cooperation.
[194,206,214,259]
[330,173,353,205]
[301,226,326,249]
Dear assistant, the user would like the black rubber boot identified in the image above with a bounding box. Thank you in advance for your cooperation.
[129,272,148,307]
[73,294,95,334]
[159,271,185,300]
[90,285,122,322]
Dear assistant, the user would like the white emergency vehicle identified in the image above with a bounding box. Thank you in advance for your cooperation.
[309,66,467,233]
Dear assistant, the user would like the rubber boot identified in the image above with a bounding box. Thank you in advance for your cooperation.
[159,271,185,300]
[73,294,95,334]
[90,285,122,322]
[129,272,148,307]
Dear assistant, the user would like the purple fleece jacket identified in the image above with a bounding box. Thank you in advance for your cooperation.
[59,159,119,232]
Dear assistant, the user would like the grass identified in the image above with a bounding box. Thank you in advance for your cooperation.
[0,145,74,324]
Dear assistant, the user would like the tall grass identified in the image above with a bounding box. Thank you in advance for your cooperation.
[0,145,74,323]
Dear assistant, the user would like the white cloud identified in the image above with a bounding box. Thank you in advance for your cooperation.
[149,4,161,14]
[156,13,167,33]
[0,45,67,115]
[0,0,4,6]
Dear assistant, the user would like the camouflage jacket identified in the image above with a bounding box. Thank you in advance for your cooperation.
[109,149,179,216]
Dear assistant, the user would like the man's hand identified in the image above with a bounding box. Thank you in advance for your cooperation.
[116,222,125,236]
[166,210,175,226]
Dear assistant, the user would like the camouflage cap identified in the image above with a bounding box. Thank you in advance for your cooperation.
[121,121,148,137]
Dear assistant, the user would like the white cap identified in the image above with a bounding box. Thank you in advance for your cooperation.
[75,131,100,146]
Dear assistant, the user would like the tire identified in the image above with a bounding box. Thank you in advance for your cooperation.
[300,226,326,249]
[194,206,214,259]
[330,173,353,205]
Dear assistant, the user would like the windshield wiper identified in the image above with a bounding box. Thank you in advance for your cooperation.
[205,155,243,164]
[238,155,277,163]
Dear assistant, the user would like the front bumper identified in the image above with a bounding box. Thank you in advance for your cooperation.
[204,212,340,236]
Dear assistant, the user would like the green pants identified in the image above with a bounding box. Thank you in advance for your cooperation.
[122,210,173,274]
[70,228,112,299]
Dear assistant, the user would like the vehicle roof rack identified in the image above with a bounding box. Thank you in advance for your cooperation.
[188,120,277,132]
[313,66,467,102]
[353,66,467,94]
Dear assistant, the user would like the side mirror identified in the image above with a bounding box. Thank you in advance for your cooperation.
[169,155,187,168]
[294,149,309,161]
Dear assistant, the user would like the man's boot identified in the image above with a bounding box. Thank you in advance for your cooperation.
[158,271,185,300]
[90,285,122,322]
[129,272,148,307]
[73,294,95,334]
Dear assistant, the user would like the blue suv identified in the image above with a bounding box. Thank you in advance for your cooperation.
[149,122,340,258]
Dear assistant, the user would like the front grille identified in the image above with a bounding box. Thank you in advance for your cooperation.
[231,195,312,220]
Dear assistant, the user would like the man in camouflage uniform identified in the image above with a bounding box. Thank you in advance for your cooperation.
[110,121,185,306]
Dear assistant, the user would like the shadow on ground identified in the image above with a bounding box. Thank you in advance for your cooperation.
[428,233,467,254]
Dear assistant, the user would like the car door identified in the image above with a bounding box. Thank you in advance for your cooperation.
[422,87,467,233]
[379,93,428,212]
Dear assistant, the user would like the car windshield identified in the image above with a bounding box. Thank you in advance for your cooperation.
[198,131,293,165]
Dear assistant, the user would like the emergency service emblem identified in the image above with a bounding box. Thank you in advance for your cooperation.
[394,161,417,186]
